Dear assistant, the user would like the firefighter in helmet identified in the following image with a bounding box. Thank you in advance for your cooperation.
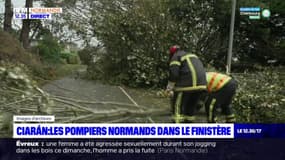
[167,45,207,123]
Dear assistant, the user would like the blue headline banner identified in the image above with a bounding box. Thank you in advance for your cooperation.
[13,123,234,139]
[12,123,285,139]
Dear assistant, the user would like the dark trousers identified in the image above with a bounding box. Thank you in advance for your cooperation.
[171,91,205,123]
[205,79,238,123]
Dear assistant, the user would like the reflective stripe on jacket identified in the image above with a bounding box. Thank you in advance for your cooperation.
[206,72,231,92]
[169,50,207,92]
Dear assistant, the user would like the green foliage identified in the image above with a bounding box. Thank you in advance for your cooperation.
[90,0,216,87]
[60,51,80,64]
[233,67,285,122]
[78,47,98,65]
[88,0,285,86]
[166,0,218,55]
[213,0,285,69]
[37,33,63,64]
[127,54,168,87]
[87,53,124,84]
[69,1,285,128]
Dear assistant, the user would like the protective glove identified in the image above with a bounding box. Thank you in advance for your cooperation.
[166,81,175,98]
[156,90,173,98]
[166,81,175,91]
[167,90,174,97]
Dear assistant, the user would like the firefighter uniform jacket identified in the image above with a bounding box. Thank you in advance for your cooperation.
[206,72,232,92]
[169,50,207,92]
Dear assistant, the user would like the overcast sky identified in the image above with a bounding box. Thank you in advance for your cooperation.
[0,0,41,12]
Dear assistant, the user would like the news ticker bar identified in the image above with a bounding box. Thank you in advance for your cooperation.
[13,7,62,20]
[1,139,284,160]
[13,123,285,139]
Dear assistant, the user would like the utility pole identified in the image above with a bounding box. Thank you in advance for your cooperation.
[226,0,236,74]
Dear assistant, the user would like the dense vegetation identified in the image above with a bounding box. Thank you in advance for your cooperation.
[82,0,284,86]
[0,0,284,123]
[232,68,285,122]
[78,0,285,122]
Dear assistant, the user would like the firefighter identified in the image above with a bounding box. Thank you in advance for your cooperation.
[205,72,238,123]
[167,45,207,123]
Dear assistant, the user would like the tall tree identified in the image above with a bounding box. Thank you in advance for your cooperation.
[20,0,33,49]
[4,0,13,33]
